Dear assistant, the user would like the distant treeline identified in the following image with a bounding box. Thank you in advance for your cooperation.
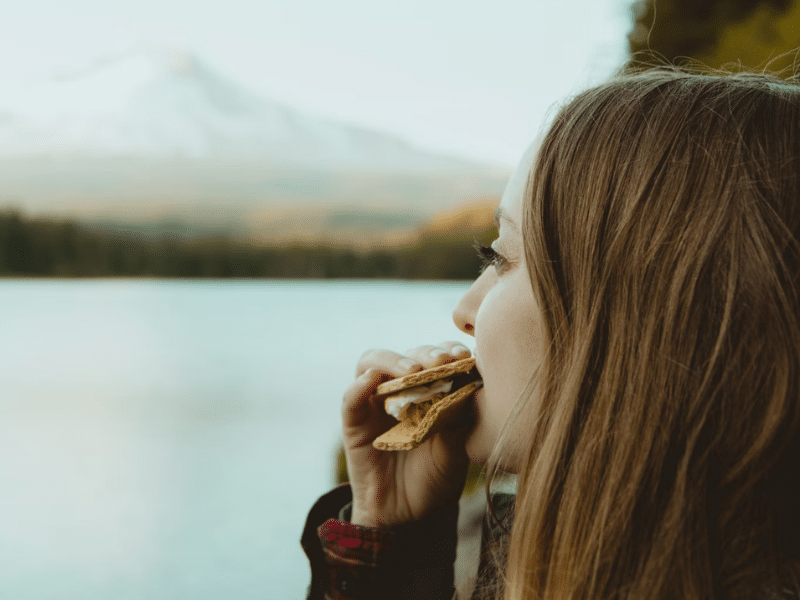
[0,212,494,280]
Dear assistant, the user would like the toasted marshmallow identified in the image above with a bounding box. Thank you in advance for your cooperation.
[384,380,453,419]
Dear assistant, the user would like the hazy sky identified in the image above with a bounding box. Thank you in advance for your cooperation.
[0,0,632,167]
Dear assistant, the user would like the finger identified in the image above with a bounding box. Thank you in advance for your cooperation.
[404,342,472,368]
[403,345,450,368]
[439,341,472,359]
[355,348,423,379]
[342,368,397,446]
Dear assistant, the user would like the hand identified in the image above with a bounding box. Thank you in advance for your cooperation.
[342,342,473,528]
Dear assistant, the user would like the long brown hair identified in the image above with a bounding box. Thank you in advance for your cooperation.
[499,68,800,600]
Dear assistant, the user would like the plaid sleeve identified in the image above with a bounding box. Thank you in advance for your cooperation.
[302,485,459,600]
[316,518,395,599]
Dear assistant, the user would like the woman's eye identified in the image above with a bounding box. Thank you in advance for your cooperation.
[474,242,510,274]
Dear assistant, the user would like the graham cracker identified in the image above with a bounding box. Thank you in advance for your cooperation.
[372,380,482,451]
[375,358,476,397]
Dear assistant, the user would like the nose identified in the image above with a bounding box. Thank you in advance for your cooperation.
[452,270,490,335]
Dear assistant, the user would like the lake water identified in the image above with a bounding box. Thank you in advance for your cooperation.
[0,279,473,600]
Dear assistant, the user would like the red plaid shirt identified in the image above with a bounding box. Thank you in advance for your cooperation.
[302,485,459,600]
[317,518,394,598]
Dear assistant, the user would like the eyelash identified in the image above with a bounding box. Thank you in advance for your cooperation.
[474,241,510,274]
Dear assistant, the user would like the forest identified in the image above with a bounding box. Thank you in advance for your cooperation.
[0,211,494,279]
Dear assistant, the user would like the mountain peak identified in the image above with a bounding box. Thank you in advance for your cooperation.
[161,47,198,76]
[0,47,481,171]
[54,45,203,84]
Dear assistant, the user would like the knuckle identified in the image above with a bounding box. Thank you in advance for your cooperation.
[355,349,386,376]
[358,348,380,362]
[405,344,431,352]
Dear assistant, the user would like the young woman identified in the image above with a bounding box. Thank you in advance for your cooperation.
[303,67,800,600]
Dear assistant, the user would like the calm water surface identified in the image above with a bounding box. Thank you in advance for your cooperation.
[0,279,472,600]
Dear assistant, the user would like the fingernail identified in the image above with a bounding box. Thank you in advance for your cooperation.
[398,358,419,372]
[450,345,469,355]
[430,348,447,358]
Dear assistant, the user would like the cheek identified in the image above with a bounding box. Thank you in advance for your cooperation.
[474,286,505,356]
[468,273,544,467]
[466,386,522,465]
[475,285,528,382]
[476,285,543,412]
[467,290,518,461]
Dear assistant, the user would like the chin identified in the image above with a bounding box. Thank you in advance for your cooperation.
[465,427,523,473]
[465,430,491,465]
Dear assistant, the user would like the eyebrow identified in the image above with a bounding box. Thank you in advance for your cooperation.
[494,207,519,229]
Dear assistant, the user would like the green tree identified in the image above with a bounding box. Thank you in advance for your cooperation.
[628,0,800,75]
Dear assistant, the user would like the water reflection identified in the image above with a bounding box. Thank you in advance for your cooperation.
[0,280,472,599]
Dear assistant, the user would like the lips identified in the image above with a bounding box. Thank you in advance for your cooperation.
[473,353,483,379]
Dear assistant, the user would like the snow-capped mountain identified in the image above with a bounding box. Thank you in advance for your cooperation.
[0,47,474,170]
[0,48,506,241]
